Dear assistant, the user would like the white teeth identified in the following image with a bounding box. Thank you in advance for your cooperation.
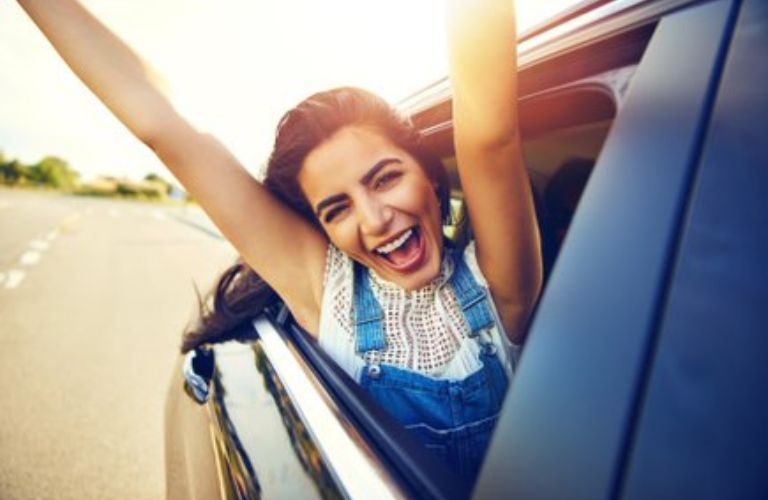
[375,229,414,255]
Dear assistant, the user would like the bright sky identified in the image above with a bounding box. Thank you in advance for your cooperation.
[0,0,579,183]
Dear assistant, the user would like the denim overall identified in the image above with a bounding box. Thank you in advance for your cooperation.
[353,249,509,480]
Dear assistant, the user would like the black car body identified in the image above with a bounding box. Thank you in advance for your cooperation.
[165,0,768,498]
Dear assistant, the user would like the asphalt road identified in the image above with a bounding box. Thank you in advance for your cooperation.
[0,188,237,499]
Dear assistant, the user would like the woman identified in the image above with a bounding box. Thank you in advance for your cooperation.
[18,0,542,482]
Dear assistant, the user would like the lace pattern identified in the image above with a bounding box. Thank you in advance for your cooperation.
[320,243,504,378]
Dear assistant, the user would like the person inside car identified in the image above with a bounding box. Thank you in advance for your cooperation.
[18,0,542,482]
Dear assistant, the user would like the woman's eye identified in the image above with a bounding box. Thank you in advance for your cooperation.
[324,205,348,223]
[374,171,401,189]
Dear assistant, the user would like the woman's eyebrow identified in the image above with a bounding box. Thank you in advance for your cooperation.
[315,158,403,217]
[315,193,348,217]
[360,158,402,186]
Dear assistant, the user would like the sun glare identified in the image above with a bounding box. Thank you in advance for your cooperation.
[1,0,581,181]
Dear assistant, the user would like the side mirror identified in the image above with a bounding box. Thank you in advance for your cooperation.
[182,347,214,404]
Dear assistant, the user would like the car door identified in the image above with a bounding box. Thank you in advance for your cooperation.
[621,0,768,497]
[475,0,768,499]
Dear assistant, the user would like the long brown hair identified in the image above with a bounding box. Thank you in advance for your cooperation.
[181,87,450,353]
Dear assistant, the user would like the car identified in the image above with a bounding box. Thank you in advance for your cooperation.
[164,0,768,498]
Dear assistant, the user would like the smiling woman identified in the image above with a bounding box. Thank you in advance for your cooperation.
[16,0,541,487]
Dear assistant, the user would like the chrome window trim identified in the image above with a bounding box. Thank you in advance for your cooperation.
[519,0,648,58]
[253,317,405,500]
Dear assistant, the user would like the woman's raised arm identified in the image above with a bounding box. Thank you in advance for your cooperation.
[17,0,328,332]
[447,0,543,342]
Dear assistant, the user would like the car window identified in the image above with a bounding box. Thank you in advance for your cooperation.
[426,67,633,281]
[412,25,654,282]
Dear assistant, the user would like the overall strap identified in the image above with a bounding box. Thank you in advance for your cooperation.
[449,249,495,335]
[353,263,386,354]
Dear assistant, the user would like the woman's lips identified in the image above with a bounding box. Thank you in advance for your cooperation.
[375,226,427,273]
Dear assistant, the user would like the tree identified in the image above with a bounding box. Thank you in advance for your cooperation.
[0,159,25,185]
[30,156,80,189]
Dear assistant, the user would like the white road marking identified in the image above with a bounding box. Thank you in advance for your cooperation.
[46,229,59,241]
[5,270,25,289]
[20,251,41,266]
[30,239,49,251]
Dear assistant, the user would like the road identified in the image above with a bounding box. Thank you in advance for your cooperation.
[0,188,237,499]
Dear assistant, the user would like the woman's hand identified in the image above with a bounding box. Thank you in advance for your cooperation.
[447,0,543,342]
[16,0,328,335]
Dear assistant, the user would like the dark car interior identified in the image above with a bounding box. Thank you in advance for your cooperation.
[418,83,619,282]
[413,22,655,280]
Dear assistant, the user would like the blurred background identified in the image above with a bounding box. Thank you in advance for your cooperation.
[0,1,577,498]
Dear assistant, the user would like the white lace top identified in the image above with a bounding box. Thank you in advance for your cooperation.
[318,241,520,382]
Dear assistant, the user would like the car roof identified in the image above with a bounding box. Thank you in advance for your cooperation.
[397,0,690,117]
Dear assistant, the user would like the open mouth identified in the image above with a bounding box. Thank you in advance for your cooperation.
[373,226,427,272]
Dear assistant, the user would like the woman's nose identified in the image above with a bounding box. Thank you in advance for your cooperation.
[358,196,392,236]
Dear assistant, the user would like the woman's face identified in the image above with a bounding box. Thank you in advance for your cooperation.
[298,126,444,290]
